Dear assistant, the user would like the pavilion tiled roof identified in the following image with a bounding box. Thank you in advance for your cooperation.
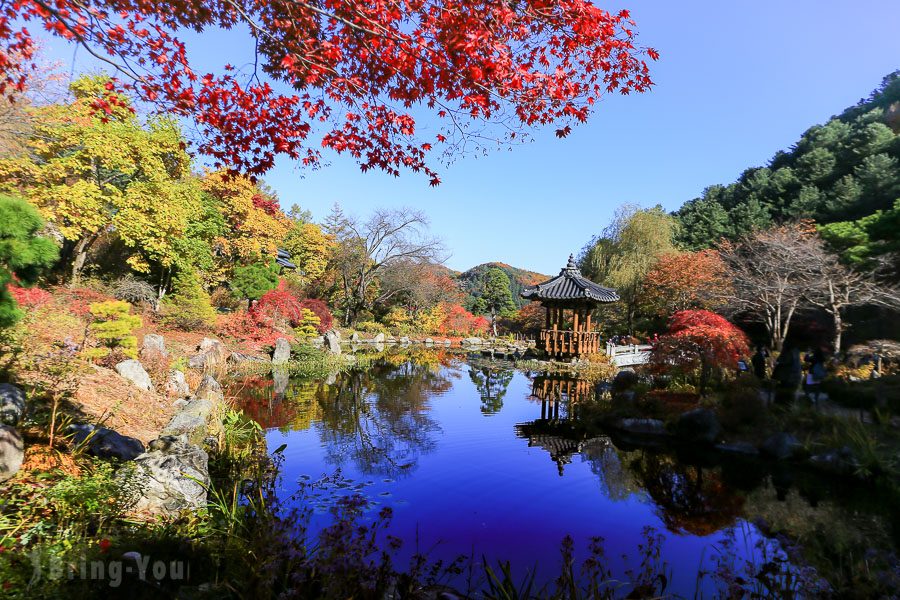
[520,255,619,303]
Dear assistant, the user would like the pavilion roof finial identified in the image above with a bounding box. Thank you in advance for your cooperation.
[565,254,578,272]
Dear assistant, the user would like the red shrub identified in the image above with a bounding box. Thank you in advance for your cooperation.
[220,310,283,350]
[8,285,53,308]
[253,287,304,329]
[298,298,333,333]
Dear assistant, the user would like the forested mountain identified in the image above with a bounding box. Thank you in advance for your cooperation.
[458,262,548,310]
[675,71,900,264]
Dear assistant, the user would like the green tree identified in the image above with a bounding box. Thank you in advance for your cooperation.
[161,271,217,330]
[674,193,731,250]
[480,267,516,337]
[85,300,142,361]
[231,261,280,307]
[0,195,59,327]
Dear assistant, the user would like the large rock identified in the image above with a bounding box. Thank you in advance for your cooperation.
[127,436,209,514]
[614,418,667,436]
[350,332,360,343]
[272,338,291,365]
[424,338,434,346]
[162,375,224,444]
[399,336,411,346]
[809,447,859,476]
[164,370,190,398]
[140,334,167,359]
[115,359,154,391]
[0,425,23,482]
[675,409,722,445]
[69,424,144,461]
[324,330,341,355]
[194,374,223,402]
[462,337,483,346]
[188,338,230,370]
[0,383,26,426]
[373,333,386,344]
[760,432,801,460]
[611,369,638,392]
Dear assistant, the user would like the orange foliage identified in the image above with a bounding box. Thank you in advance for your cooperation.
[641,250,730,317]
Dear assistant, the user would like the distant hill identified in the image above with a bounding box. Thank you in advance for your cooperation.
[458,262,549,309]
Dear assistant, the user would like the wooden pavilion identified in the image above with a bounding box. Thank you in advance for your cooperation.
[521,255,619,358]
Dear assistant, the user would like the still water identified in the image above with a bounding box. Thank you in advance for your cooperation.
[231,352,888,595]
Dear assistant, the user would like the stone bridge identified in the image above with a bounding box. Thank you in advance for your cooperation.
[606,343,653,367]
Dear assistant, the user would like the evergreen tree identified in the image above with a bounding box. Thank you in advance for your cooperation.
[480,267,515,337]
[231,261,280,306]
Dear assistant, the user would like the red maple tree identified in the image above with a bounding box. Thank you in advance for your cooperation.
[651,310,750,394]
[3,0,656,181]
[641,250,731,317]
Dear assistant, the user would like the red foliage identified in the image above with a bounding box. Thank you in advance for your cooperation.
[220,310,283,350]
[652,310,750,375]
[297,299,333,334]
[253,287,304,329]
[641,250,730,317]
[8,285,52,309]
[251,193,280,216]
[66,288,113,318]
[3,0,656,182]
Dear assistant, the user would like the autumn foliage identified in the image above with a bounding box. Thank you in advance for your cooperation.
[651,310,750,394]
[3,0,656,182]
[641,250,731,317]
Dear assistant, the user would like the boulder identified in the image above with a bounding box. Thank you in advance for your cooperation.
[162,375,224,444]
[399,336,411,346]
[611,369,638,392]
[809,447,859,476]
[443,339,452,347]
[0,383,26,426]
[115,359,154,391]
[127,436,209,515]
[760,432,801,460]
[350,332,360,343]
[675,409,722,445]
[140,334,167,359]
[424,338,434,346]
[164,370,190,398]
[386,336,397,344]
[69,424,144,461]
[463,337,482,346]
[714,442,760,457]
[324,330,341,355]
[0,425,23,482]
[373,333,386,344]
[194,374,223,402]
[188,338,230,370]
[614,418,667,436]
[272,338,291,365]
[229,351,267,364]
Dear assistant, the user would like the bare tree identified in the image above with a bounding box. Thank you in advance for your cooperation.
[325,206,445,325]
[803,240,900,353]
[718,224,817,353]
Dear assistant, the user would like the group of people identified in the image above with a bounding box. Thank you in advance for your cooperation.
[752,345,828,404]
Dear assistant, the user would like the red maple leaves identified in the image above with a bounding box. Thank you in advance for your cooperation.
[4,0,657,181]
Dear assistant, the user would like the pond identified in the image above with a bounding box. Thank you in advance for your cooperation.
[231,351,897,596]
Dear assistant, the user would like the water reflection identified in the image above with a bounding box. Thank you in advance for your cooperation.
[468,366,514,415]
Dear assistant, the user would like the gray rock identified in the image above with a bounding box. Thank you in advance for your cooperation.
[140,334,167,359]
[373,333,386,344]
[115,359,154,391]
[350,332,360,343]
[424,338,434,346]
[0,383,25,426]
[273,368,289,399]
[809,447,859,476]
[164,370,190,398]
[399,336,411,346]
[188,338,230,370]
[324,330,341,355]
[127,436,209,515]
[68,424,144,461]
[612,369,638,392]
[715,442,760,457]
[310,336,325,348]
[675,409,722,445]
[0,425,23,482]
[614,418,666,436]
[463,337,483,346]
[443,339,452,347]
[194,374,223,402]
[373,342,385,353]
[760,432,801,460]
[272,338,291,365]
[386,336,397,344]
[172,399,189,409]
[229,351,267,364]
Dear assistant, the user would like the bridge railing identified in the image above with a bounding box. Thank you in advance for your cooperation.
[605,342,653,366]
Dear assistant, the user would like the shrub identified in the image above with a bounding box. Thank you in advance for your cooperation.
[210,286,243,312]
[161,271,217,330]
[84,300,142,361]
[110,275,157,307]
[8,284,53,309]
[298,298,333,333]
[356,320,388,334]
[230,260,279,303]
[294,308,321,338]
[254,286,304,330]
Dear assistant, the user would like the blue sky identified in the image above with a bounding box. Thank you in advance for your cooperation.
[34,0,900,274]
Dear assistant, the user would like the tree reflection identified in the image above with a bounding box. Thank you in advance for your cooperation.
[314,360,448,478]
[629,452,745,536]
[468,366,514,415]
[580,439,639,502]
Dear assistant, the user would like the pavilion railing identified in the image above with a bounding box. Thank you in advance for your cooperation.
[538,329,602,357]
